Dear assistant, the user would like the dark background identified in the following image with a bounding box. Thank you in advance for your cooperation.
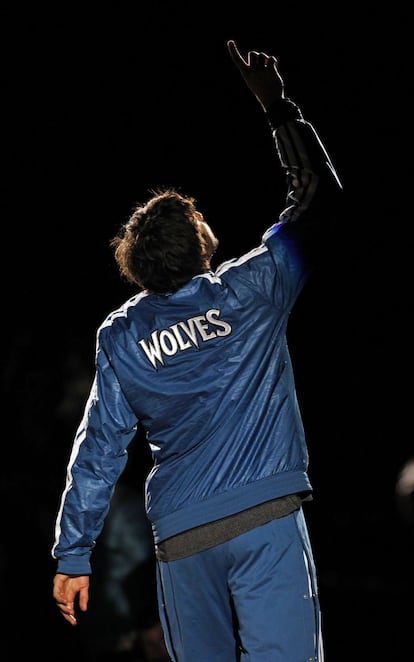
[2,3,412,660]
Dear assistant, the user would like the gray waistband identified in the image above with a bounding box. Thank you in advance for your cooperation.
[155,493,305,562]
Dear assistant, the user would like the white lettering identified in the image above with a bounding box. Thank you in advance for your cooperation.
[159,330,178,355]
[192,315,216,341]
[137,308,233,368]
[170,323,194,349]
[206,309,232,336]
[138,330,165,368]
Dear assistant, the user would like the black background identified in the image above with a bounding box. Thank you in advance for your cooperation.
[2,3,413,660]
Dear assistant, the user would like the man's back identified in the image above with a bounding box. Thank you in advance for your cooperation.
[96,223,312,543]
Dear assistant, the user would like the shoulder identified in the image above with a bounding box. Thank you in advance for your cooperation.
[98,292,149,335]
[215,243,269,279]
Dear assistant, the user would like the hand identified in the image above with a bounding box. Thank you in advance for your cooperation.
[227,40,284,112]
[53,573,90,626]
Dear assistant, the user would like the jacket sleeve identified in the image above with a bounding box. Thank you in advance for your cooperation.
[51,332,138,575]
[262,97,343,261]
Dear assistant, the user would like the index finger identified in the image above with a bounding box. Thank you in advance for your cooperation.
[227,40,247,72]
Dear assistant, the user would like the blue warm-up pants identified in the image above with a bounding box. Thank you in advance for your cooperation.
[156,507,324,661]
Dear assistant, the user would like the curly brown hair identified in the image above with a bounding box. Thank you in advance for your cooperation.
[110,188,217,294]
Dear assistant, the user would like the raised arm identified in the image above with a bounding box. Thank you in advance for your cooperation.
[227,39,342,226]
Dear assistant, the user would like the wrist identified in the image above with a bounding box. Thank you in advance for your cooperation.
[265,97,303,128]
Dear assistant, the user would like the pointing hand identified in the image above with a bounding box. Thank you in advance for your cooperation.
[227,40,284,111]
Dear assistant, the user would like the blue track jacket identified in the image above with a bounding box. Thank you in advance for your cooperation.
[52,99,342,575]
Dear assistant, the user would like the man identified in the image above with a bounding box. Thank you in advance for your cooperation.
[53,39,342,661]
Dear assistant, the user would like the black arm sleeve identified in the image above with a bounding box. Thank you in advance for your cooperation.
[266,96,342,219]
[264,98,343,264]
